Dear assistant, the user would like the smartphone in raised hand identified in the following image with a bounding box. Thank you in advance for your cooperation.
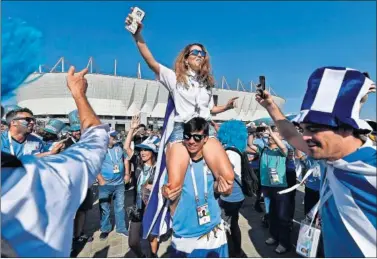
[256,75,266,98]
[126,7,145,34]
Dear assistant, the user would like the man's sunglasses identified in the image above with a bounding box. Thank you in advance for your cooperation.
[12,117,35,123]
[183,133,207,142]
[188,49,207,57]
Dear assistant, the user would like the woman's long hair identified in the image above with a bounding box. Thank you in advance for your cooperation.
[137,150,157,169]
[174,43,215,89]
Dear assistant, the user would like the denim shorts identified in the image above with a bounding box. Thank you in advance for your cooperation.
[168,122,216,144]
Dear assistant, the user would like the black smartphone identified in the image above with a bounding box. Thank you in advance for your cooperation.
[256,75,266,98]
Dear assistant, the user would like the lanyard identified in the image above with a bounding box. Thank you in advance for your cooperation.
[8,131,15,156]
[189,159,208,204]
[107,147,119,165]
[8,131,27,156]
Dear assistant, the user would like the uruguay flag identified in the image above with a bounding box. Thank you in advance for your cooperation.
[142,95,175,239]
[320,139,376,257]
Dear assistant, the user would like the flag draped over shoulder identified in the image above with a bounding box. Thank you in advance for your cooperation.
[142,95,175,239]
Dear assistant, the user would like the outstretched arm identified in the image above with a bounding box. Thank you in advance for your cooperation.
[125,8,159,75]
[211,97,239,115]
[255,91,310,154]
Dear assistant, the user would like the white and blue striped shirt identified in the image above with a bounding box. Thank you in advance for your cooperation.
[319,139,376,257]
[1,124,109,257]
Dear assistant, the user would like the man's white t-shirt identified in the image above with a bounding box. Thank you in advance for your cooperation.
[158,64,214,123]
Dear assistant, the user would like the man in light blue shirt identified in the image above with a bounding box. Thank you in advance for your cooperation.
[1,107,48,158]
[96,130,129,239]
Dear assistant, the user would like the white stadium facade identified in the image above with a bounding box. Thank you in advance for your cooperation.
[16,59,285,132]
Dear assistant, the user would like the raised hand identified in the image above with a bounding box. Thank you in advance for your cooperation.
[130,114,140,130]
[125,7,144,36]
[66,66,88,98]
[255,90,274,109]
[226,97,239,110]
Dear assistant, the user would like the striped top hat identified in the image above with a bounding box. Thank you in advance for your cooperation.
[43,119,66,135]
[294,67,375,133]
[68,110,80,132]
[135,136,160,153]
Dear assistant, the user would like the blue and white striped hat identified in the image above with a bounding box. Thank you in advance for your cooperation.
[135,136,160,153]
[294,67,375,133]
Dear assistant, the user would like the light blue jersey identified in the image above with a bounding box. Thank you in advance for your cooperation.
[100,144,125,186]
[258,145,288,188]
[250,137,268,168]
[1,131,44,158]
[172,157,221,238]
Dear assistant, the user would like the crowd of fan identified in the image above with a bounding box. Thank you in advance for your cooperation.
[1,10,376,259]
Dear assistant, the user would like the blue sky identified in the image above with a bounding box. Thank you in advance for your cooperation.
[3,1,376,119]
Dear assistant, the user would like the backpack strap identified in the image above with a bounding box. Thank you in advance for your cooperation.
[224,146,243,188]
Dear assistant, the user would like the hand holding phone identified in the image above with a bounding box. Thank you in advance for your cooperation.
[256,75,266,98]
[125,7,145,35]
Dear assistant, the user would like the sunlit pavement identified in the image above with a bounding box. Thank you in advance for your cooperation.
[74,184,305,258]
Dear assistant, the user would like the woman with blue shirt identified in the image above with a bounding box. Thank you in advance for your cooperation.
[124,116,160,258]
[217,120,248,258]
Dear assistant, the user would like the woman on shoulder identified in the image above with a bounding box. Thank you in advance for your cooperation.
[125,8,236,212]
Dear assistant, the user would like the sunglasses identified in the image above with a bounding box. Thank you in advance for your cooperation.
[183,133,207,142]
[188,49,207,57]
[13,117,35,123]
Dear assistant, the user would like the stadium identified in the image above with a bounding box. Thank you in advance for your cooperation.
[16,58,285,132]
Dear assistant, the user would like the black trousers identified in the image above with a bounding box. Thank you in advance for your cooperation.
[304,187,320,216]
[254,169,262,201]
[264,186,292,248]
[286,169,297,220]
[219,199,244,257]
[128,220,146,257]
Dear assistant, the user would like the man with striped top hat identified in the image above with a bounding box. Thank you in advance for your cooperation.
[255,66,376,257]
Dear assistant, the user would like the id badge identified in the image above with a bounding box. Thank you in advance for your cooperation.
[197,204,211,225]
[268,168,280,185]
[113,165,120,173]
[296,220,321,257]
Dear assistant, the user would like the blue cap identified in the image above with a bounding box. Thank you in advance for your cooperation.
[68,110,80,132]
[135,136,160,153]
[43,119,66,135]
[109,130,119,138]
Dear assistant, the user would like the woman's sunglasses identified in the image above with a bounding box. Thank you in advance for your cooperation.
[188,49,207,57]
[183,133,207,142]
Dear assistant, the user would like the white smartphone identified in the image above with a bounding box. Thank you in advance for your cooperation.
[126,7,146,34]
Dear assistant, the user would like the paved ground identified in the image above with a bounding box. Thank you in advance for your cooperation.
[73,185,306,258]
